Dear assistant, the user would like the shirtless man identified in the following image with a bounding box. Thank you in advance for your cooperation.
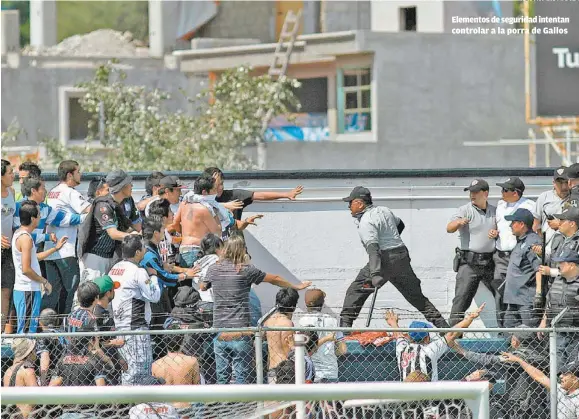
[4,338,39,418]
[264,288,300,383]
[152,318,200,408]
[171,175,221,268]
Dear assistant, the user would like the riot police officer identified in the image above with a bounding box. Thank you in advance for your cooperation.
[447,179,497,325]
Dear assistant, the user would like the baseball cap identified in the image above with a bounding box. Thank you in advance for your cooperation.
[159,175,184,189]
[567,163,579,180]
[342,186,372,203]
[163,317,184,330]
[106,170,133,194]
[496,177,525,193]
[408,321,432,343]
[463,179,489,192]
[552,248,579,264]
[305,289,326,307]
[554,166,568,180]
[553,207,579,224]
[560,361,579,376]
[504,208,534,228]
[92,275,120,294]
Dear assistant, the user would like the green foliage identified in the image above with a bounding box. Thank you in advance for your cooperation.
[56,1,148,42]
[1,118,25,157]
[42,63,300,172]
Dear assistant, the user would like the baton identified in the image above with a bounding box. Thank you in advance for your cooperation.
[366,288,379,327]
[540,232,547,298]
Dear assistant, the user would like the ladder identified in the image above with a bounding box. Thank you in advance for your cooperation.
[256,9,303,170]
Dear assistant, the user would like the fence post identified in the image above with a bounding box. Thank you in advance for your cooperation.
[294,332,307,419]
[549,307,568,419]
[254,330,264,385]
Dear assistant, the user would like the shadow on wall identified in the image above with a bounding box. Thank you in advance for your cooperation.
[244,231,339,318]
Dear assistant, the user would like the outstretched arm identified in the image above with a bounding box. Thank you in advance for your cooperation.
[253,186,303,201]
[502,352,550,389]
[445,303,486,343]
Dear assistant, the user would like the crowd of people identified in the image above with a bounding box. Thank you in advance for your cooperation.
[2,159,579,418]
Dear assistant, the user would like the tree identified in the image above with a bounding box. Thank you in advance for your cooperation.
[42,62,300,171]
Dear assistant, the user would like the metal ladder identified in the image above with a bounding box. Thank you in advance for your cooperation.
[256,9,303,170]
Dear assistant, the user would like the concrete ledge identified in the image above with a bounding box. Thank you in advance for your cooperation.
[190,38,262,50]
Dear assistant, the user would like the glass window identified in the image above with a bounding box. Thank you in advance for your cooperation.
[338,67,372,133]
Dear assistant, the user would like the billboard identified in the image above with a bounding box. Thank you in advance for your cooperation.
[534,2,579,117]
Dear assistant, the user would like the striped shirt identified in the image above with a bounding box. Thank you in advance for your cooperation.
[13,201,85,246]
[395,336,448,381]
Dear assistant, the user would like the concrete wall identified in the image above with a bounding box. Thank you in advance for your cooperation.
[1,62,205,147]
[44,170,554,328]
[371,1,444,33]
[322,1,371,32]
[258,32,534,170]
[197,1,276,42]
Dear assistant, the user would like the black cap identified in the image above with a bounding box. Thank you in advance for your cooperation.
[504,208,534,228]
[464,179,489,192]
[342,186,372,203]
[567,163,579,180]
[159,175,183,189]
[560,361,579,376]
[554,166,568,180]
[552,248,579,264]
[106,170,132,194]
[496,177,525,193]
[553,207,579,224]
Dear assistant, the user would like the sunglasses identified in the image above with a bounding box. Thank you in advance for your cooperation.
[501,188,515,193]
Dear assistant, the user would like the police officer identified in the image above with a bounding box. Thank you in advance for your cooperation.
[539,248,579,370]
[339,186,449,328]
[491,177,536,326]
[537,208,579,280]
[564,163,579,210]
[447,179,497,326]
[503,208,542,328]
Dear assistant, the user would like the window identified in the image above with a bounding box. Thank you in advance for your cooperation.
[59,86,105,146]
[337,68,371,133]
[69,98,91,141]
[400,7,417,31]
[291,77,328,114]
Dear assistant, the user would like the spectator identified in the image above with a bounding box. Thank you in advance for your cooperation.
[12,200,68,333]
[16,161,41,201]
[147,198,177,265]
[264,288,300,383]
[201,234,311,384]
[3,338,39,418]
[78,170,137,285]
[43,160,91,315]
[193,233,223,302]
[49,320,108,387]
[65,281,99,332]
[136,171,165,217]
[203,167,303,221]
[298,289,347,383]
[385,304,485,381]
[87,177,109,203]
[503,208,542,329]
[287,330,318,383]
[172,175,222,267]
[1,159,16,332]
[145,176,184,217]
[502,353,579,419]
[36,308,66,386]
[152,317,201,390]
[109,235,161,385]
[93,275,126,385]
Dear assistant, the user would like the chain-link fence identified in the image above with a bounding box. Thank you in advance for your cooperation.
[1,315,578,418]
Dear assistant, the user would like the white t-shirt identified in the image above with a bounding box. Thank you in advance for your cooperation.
[109,260,161,330]
[557,386,579,419]
[129,403,179,419]
[495,197,536,252]
[298,312,343,381]
[45,183,90,260]
[193,254,219,302]
[12,230,41,292]
[395,336,448,382]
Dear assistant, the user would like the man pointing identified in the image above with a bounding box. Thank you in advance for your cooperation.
[339,186,449,328]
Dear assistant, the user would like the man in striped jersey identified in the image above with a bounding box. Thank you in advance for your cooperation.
[386,303,485,381]
[13,176,86,248]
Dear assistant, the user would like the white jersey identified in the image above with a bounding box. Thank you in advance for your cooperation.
[193,254,219,302]
[495,197,536,252]
[129,403,179,419]
[557,386,579,419]
[395,336,448,382]
[109,260,161,330]
[298,312,343,381]
[45,183,91,260]
[12,230,41,292]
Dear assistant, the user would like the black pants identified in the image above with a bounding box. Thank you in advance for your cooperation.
[339,246,449,328]
[449,262,495,326]
[492,252,510,327]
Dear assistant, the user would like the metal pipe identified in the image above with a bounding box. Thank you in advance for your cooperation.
[294,333,307,419]
[524,0,531,124]
[550,307,569,419]
[255,306,278,387]
[0,382,490,406]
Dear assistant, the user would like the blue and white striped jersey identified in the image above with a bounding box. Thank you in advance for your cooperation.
[13,201,86,246]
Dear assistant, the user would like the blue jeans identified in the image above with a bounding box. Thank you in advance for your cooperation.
[214,336,254,384]
[180,247,201,268]
[249,289,262,327]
